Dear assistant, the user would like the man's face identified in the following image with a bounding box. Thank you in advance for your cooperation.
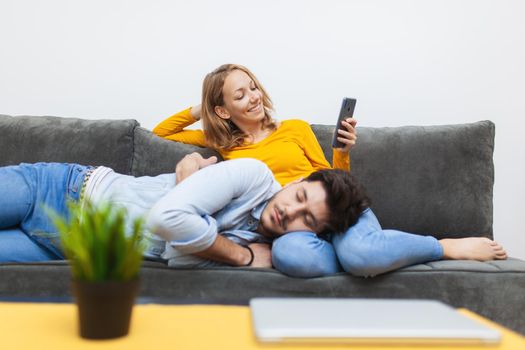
[258,180,329,238]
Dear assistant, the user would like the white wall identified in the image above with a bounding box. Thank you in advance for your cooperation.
[1,0,524,259]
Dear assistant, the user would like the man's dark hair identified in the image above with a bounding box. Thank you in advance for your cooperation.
[305,169,370,234]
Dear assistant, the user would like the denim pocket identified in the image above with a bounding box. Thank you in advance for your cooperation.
[67,165,90,201]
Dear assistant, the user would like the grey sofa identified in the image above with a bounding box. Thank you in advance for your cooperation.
[1,114,524,334]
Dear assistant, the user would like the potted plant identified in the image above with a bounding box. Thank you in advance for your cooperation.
[49,200,145,339]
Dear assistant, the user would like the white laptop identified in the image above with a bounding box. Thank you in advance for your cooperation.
[250,298,501,345]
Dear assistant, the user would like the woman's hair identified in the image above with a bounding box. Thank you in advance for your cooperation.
[201,64,277,150]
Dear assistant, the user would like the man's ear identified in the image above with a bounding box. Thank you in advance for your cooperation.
[214,106,230,120]
[283,177,303,188]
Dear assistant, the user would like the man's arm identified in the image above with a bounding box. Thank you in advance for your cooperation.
[147,158,277,266]
[193,236,272,267]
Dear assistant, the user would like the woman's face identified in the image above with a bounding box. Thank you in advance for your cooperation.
[215,69,265,127]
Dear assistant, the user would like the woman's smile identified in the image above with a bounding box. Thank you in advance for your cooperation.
[248,103,262,113]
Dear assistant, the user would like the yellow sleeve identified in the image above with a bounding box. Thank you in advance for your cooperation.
[333,149,351,172]
[300,121,350,172]
[300,122,332,171]
[152,107,207,147]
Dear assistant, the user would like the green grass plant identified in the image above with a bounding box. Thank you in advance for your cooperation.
[48,200,145,282]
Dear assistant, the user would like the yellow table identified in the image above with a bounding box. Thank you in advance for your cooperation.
[1,302,524,350]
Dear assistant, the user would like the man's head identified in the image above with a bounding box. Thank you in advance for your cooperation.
[258,169,370,238]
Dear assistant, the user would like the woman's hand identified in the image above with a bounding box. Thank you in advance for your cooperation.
[175,152,218,183]
[333,117,357,153]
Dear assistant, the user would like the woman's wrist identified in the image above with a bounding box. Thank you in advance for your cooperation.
[190,104,202,121]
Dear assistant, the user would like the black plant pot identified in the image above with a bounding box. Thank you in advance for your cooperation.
[72,278,140,340]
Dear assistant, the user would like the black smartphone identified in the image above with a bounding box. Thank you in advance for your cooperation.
[331,97,357,148]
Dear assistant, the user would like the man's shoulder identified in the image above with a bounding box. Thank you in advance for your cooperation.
[215,159,275,188]
[218,158,270,172]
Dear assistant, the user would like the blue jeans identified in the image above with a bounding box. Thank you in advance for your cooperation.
[272,208,444,278]
[0,163,91,262]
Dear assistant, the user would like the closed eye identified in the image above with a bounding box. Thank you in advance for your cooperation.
[296,188,306,202]
[298,188,318,229]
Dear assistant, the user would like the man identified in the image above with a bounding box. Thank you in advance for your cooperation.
[0,154,368,267]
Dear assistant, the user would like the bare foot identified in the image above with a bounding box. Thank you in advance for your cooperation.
[439,237,507,261]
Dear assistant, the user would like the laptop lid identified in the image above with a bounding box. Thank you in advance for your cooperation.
[250,298,501,345]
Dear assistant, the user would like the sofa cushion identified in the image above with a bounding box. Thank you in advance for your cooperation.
[131,127,222,177]
[1,259,524,334]
[311,121,495,239]
[0,115,138,174]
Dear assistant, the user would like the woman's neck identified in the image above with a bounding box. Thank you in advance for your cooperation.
[236,121,270,144]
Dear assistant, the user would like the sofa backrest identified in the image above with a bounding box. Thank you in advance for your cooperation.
[0,115,138,174]
[131,127,220,177]
[311,121,495,239]
[0,114,494,239]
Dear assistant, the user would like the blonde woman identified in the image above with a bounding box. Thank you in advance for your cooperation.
[154,64,354,186]
[153,64,507,277]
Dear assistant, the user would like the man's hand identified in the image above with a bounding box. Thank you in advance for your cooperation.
[175,152,218,183]
[248,243,272,268]
[333,117,357,153]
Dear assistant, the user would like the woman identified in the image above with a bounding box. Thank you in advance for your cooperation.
[154,65,355,186]
[154,64,507,277]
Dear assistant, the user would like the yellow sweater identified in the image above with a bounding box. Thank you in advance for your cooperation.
[153,108,350,186]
